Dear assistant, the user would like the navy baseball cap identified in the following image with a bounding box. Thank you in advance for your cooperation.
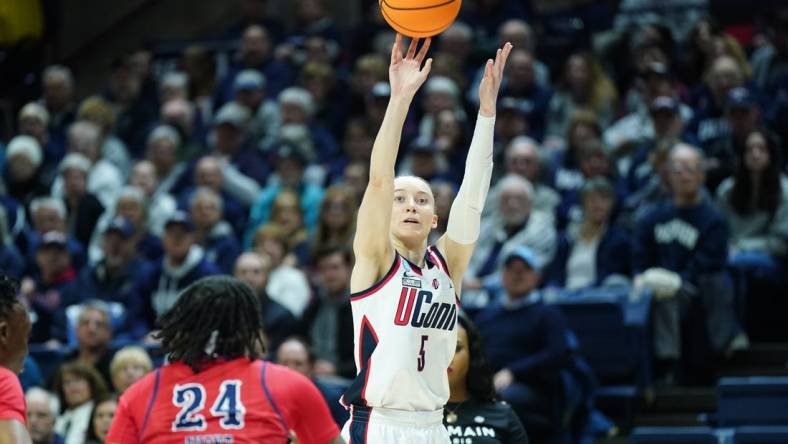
[105,217,135,238]
[164,211,194,231]
[726,87,756,110]
[650,96,679,114]
[504,245,541,270]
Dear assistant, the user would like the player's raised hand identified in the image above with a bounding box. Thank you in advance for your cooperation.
[389,33,432,100]
[478,42,513,117]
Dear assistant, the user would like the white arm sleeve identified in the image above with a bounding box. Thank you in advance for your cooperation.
[446,113,495,244]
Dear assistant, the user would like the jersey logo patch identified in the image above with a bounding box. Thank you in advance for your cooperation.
[402,277,421,288]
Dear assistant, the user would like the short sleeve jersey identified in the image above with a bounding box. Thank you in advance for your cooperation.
[0,366,25,424]
[106,358,338,444]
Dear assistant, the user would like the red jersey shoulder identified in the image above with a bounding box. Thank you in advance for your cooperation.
[0,366,25,423]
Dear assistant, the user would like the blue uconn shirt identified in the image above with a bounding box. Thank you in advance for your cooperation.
[633,201,729,283]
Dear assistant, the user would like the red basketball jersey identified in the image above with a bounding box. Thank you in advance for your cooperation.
[106,358,338,444]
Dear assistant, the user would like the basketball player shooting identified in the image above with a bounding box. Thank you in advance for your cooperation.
[340,34,512,443]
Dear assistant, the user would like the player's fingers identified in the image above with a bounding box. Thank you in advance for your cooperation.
[415,37,431,63]
[497,42,513,77]
[484,59,493,80]
[406,36,419,59]
[420,57,433,75]
[392,33,403,63]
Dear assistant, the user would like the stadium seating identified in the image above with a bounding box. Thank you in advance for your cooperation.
[717,376,788,426]
[630,426,720,444]
[733,426,788,443]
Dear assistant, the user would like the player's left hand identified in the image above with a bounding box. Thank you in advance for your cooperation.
[478,42,513,117]
[493,368,514,392]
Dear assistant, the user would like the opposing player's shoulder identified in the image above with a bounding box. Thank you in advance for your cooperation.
[264,362,312,388]
[120,367,161,404]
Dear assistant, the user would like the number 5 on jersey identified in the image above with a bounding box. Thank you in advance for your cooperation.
[172,380,246,431]
[417,335,428,371]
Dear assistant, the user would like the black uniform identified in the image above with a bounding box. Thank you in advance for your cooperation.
[443,400,529,444]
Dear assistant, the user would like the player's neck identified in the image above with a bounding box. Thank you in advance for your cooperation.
[392,236,428,268]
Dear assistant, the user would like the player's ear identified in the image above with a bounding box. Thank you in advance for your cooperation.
[432,214,438,229]
[0,319,8,346]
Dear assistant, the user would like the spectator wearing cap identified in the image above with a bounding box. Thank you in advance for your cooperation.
[58,154,104,248]
[104,55,158,157]
[465,175,557,305]
[40,65,77,147]
[214,24,294,106]
[176,156,248,238]
[634,144,746,384]
[704,87,763,192]
[546,178,633,289]
[189,187,241,274]
[473,246,571,438]
[20,231,77,344]
[245,142,325,247]
[233,69,279,148]
[18,101,65,167]
[210,101,270,185]
[276,86,338,163]
[2,135,52,208]
[63,217,152,341]
[137,211,220,324]
[51,121,123,209]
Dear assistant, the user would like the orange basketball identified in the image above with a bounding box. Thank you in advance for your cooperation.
[379,0,462,38]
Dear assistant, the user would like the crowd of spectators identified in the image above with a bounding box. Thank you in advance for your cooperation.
[4,0,788,442]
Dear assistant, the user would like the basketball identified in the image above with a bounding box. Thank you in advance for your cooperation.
[379,0,462,38]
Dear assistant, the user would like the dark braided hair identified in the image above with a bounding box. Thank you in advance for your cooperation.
[155,276,267,372]
[0,273,19,321]
[457,311,498,403]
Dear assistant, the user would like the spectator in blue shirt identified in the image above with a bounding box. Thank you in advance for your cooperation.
[474,246,571,440]
[189,187,241,274]
[634,143,747,384]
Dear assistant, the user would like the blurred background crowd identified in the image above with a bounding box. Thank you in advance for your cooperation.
[1,0,788,443]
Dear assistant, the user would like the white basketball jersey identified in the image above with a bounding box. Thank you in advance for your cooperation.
[341,245,458,412]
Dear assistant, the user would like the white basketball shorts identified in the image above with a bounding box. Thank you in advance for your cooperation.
[341,405,449,444]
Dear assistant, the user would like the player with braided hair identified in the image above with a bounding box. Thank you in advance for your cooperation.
[0,273,33,444]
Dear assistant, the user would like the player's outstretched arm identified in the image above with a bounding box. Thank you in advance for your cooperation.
[437,42,512,295]
[352,34,432,289]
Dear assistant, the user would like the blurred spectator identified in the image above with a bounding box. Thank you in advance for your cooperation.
[234,252,297,353]
[128,160,177,236]
[326,117,373,185]
[215,25,293,105]
[76,96,131,175]
[459,0,528,46]
[499,49,552,141]
[301,247,355,379]
[21,231,77,344]
[634,144,746,384]
[704,87,763,191]
[292,0,340,41]
[144,125,188,198]
[182,45,218,125]
[275,337,349,428]
[688,55,747,147]
[311,185,357,255]
[341,161,369,205]
[178,156,248,237]
[210,102,270,185]
[623,140,675,227]
[64,217,151,341]
[18,102,63,168]
[84,394,116,444]
[466,175,557,296]
[348,54,388,117]
[26,387,64,444]
[58,154,104,248]
[20,197,86,270]
[3,135,51,208]
[547,178,632,289]
[300,61,348,137]
[137,211,219,322]
[494,136,560,214]
[751,9,788,93]
[252,224,311,318]
[261,189,311,265]
[445,312,529,443]
[159,72,189,103]
[437,22,475,80]
[277,86,338,163]
[546,53,618,140]
[189,187,241,273]
[716,129,788,283]
[474,246,570,439]
[552,111,603,196]
[493,97,532,156]
[51,361,109,444]
[40,65,77,147]
[419,76,467,142]
[428,181,456,245]
[223,0,284,42]
[246,143,325,244]
[51,121,123,209]
[613,0,709,44]
[108,346,153,393]
[433,109,470,179]
[232,69,279,149]
[104,56,159,158]
[160,98,204,162]
[63,300,114,384]
[397,137,453,184]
